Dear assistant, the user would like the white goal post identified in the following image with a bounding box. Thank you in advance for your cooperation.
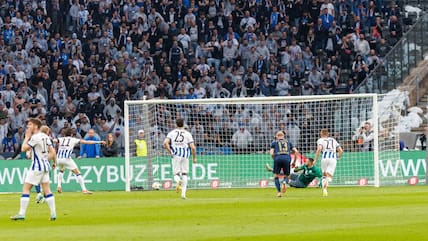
[124,94,401,191]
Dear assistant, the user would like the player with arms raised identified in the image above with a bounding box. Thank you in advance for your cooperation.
[163,118,197,199]
[56,128,105,194]
[270,131,299,197]
[314,129,343,197]
[11,118,57,221]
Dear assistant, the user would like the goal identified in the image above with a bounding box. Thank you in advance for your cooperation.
[124,94,401,191]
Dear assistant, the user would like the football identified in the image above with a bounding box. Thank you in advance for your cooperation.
[152,182,161,190]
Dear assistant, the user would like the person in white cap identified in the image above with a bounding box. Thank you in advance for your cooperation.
[135,129,147,157]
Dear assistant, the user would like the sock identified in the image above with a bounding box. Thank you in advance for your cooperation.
[274,177,281,192]
[35,185,41,193]
[19,194,30,216]
[44,193,56,216]
[58,171,64,188]
[322,177,327,191]
[174,174,181,184]
[76,174,87,191]
[284,177,289,184]
[325,177,331,189]
[181,174,188,197]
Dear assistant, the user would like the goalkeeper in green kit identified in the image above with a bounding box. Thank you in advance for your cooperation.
[289,158,322,188]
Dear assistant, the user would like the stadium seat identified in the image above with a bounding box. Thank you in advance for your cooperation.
[219,147,233,155]
[196,147,205,155]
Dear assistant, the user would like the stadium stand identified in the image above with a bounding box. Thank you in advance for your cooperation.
[0,0,427,159]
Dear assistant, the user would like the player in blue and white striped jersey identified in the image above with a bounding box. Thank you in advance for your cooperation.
[164,118,197,199]
[34,125,57,204]
[314,129,343,197]
[55,128,105,194]
[11,118,57,221]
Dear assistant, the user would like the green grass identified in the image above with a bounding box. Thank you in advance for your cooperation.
[1,186,428,241]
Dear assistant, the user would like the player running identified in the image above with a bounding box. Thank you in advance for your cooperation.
[314,129,343,197]
[163,118,197,199]
[56,128,105,194]
[269,131,299,197]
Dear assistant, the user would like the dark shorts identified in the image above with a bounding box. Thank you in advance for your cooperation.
[289,173,306,188]
[273,156,291,176]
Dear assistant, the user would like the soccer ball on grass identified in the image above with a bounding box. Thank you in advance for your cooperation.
[152,182,161,190]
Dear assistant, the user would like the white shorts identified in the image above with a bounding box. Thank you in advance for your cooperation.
[57,158,78,170]
[25,170,50,186]
[172,156,189,175]
[321,158,337,176]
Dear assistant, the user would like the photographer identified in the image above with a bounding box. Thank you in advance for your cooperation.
[353,122,374,152]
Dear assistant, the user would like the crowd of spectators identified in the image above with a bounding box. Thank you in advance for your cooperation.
[144,100,355,157]
[0,0,409,158]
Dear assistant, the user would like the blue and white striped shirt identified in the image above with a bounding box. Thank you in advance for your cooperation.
[172,146,191,158]
[166,128,194,159]
[322,151,337,159]
[27,132,53,171]
[57,137,81,159]
[317,137,340,160]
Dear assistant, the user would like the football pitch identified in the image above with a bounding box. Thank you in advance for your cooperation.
[1,186,427,241]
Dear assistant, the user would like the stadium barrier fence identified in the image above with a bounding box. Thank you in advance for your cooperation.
[0,151,426,193]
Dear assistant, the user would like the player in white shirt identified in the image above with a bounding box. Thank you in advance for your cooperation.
[164,118,197,199]
[34,125,58,204]
[11,118,57,221]
[314,129,343,197]
[56,128,105,194]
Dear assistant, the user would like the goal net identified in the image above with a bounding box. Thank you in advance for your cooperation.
[124,94,401,191]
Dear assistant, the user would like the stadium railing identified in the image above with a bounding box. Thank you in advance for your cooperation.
[355,11,428,94]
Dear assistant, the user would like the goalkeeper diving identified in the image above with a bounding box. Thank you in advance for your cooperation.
[266,157,322,188]
[288,158,322,188]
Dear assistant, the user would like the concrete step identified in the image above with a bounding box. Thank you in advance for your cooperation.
[417,93,428,106]
[413,105,428,111]
[419,97,428,103]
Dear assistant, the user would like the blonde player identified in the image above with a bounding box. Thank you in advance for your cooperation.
[163,118,197,199]
[314,129,343,197]
[40,125,56,163]
[56,128,105,194]
[11,118,57,221]
[34,126,57,204]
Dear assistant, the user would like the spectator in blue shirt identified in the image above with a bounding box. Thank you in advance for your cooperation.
[79,129,101,159]
[186,87,198,99]
[320,8,334,30]
[1,131,18,158]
